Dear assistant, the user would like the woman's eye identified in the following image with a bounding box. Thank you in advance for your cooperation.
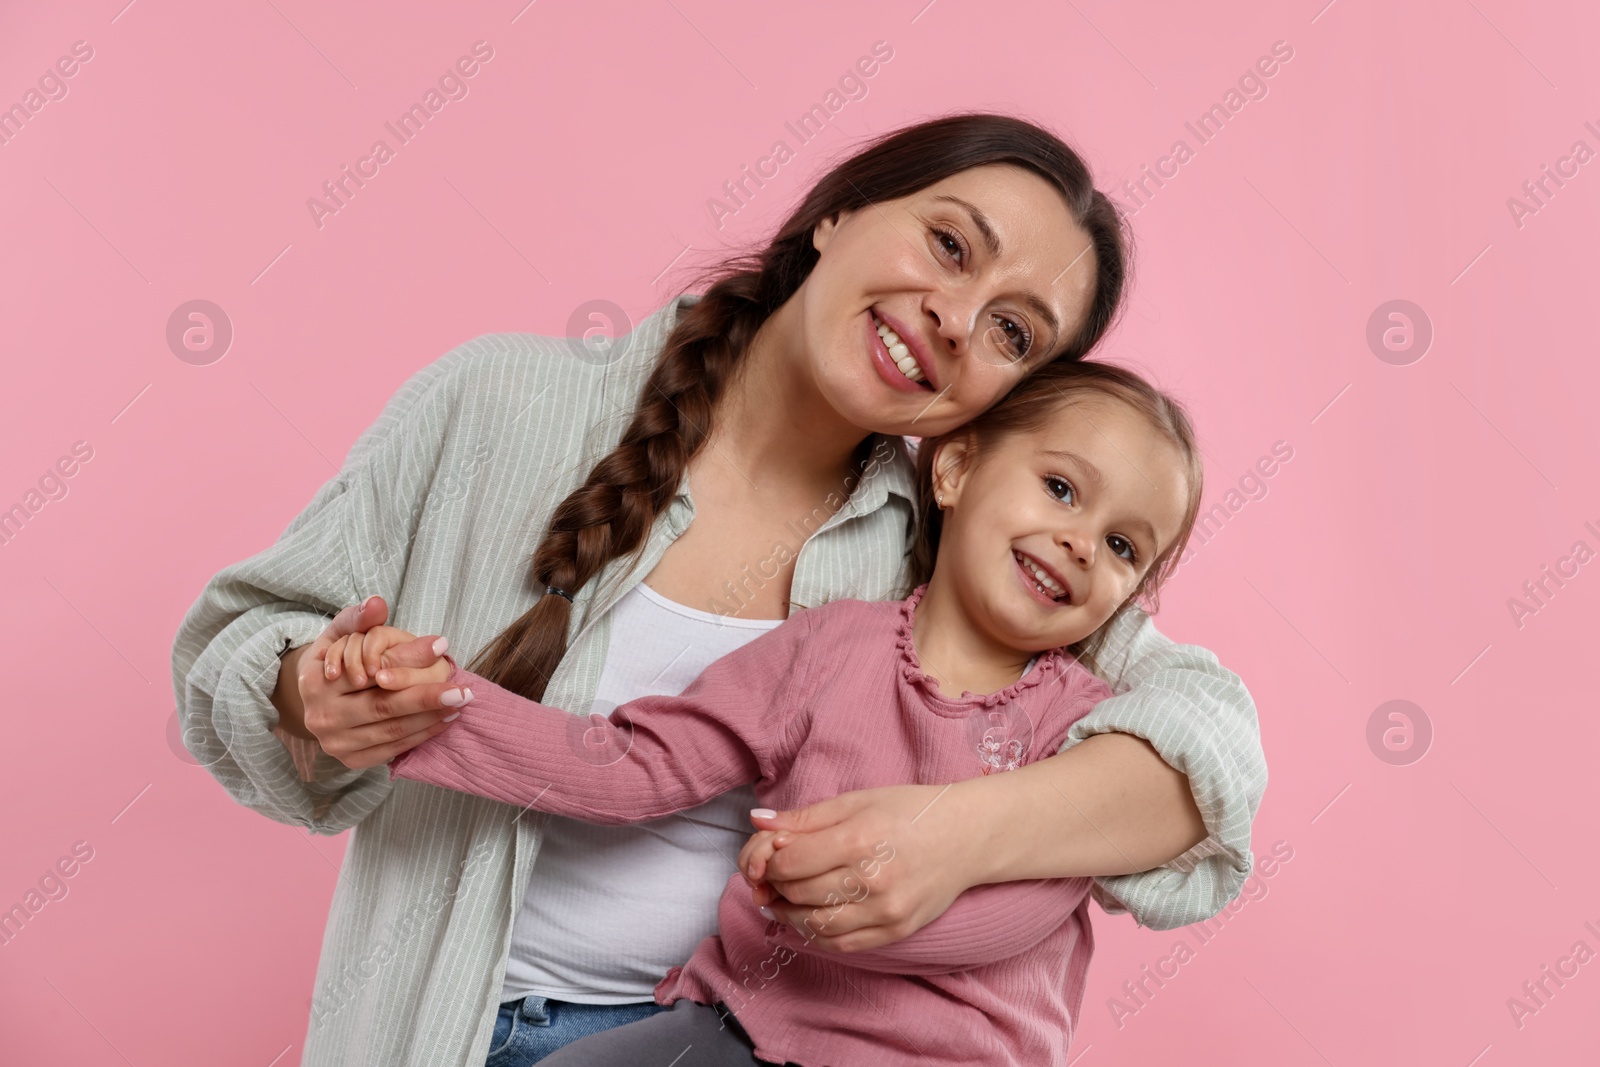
[932,226,1033,359]
[992,315,1033,359]
[1107,535,1137,563]
[1044,475,1075,504]
[931,225,965,262]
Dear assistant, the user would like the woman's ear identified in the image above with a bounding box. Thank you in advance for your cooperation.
[812,208,855,254]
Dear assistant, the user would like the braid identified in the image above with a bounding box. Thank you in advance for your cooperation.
[467,274,771,700]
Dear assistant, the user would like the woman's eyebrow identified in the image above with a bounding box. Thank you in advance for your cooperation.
[928,194,1062,348]
[931,194,1003,256]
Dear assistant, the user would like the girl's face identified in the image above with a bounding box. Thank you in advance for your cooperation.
[931,395,1190,652]
[796,163,1101,439]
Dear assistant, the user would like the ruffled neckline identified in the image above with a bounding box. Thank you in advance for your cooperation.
[894,583,1074,715]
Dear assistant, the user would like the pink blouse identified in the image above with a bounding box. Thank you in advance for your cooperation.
[391,585,1112,1066]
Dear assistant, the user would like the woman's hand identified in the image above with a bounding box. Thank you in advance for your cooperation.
[297,597,470,770]
[742,783,989,954]
[743,734,1210,951]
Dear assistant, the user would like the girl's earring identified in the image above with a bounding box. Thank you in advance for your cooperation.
[937,492,945,510]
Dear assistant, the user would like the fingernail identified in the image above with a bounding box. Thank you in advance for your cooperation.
[758,906,775,921]
[432,636,449,656]
[750,808,777,820]
[442,712,460,722]
[360,595,377,610]
[376,671,391,685]
[440,688,468,707]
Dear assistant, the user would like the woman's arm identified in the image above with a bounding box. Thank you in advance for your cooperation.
[1053,607,1266,926]
[753,610,1265,945]
[389,614,817,820]
[170,348,469,833]
[962,731,1208,880]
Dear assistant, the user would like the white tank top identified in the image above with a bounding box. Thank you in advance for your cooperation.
[499,580,785,1004]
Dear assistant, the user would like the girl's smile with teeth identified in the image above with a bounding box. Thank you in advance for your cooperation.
[919,382,1195,657]
[1015,550,1070,604]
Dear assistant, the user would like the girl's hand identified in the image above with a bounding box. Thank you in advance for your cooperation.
[745,784,987,954]
[737,828,790,888]
[297,596,472,769]
[325,625,451,691]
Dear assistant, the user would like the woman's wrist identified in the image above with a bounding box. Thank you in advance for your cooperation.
[947,768,1035,888]
[956,733,1209,885]
[271,644,317,741]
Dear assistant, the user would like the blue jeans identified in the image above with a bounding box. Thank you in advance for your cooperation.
[484,994,670,1066]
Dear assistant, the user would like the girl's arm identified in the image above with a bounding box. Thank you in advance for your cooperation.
[782,876,1090,976]
[756,611,1264,944]
[388,614,818,821]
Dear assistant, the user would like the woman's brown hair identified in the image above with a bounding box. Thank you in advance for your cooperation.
[470,111,1131,700]
[909,359,1205,673]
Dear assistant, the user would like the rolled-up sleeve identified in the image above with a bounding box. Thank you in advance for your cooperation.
[1064,607,1267,930]
[169,349,469,834]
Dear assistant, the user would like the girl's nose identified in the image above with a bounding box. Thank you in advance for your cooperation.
[1061,534,1094,568]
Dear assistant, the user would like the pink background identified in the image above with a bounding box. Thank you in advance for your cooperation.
[2,0,1596,1063]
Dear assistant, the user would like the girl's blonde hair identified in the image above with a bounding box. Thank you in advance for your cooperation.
[909,359,1204,670]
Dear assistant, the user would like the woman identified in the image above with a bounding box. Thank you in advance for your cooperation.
[171,112,1266,1067]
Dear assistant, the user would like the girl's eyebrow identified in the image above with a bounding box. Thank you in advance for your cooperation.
[1121,516,1159,555]
[1132,521,1161,556]
[1040,449,1103,489]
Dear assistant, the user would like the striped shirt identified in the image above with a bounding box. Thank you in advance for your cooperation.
[170,293,1267,1067]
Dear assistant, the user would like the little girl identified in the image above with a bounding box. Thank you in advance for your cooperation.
[348,359,1204,1066]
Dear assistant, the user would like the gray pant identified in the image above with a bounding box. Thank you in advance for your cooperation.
[537,999,795,1066]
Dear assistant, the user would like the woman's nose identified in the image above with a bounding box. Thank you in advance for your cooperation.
[925,294,979,358]
[933,300,1018,370]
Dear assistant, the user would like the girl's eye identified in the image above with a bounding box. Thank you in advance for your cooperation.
[1044,475,1075,505]
[1107,534,1137,563]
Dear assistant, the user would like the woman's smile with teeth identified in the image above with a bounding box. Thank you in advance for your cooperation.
[874,311,926,384]
[1016,551,1069,602]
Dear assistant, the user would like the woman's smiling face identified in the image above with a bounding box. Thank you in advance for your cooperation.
[797,163,1102,438]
